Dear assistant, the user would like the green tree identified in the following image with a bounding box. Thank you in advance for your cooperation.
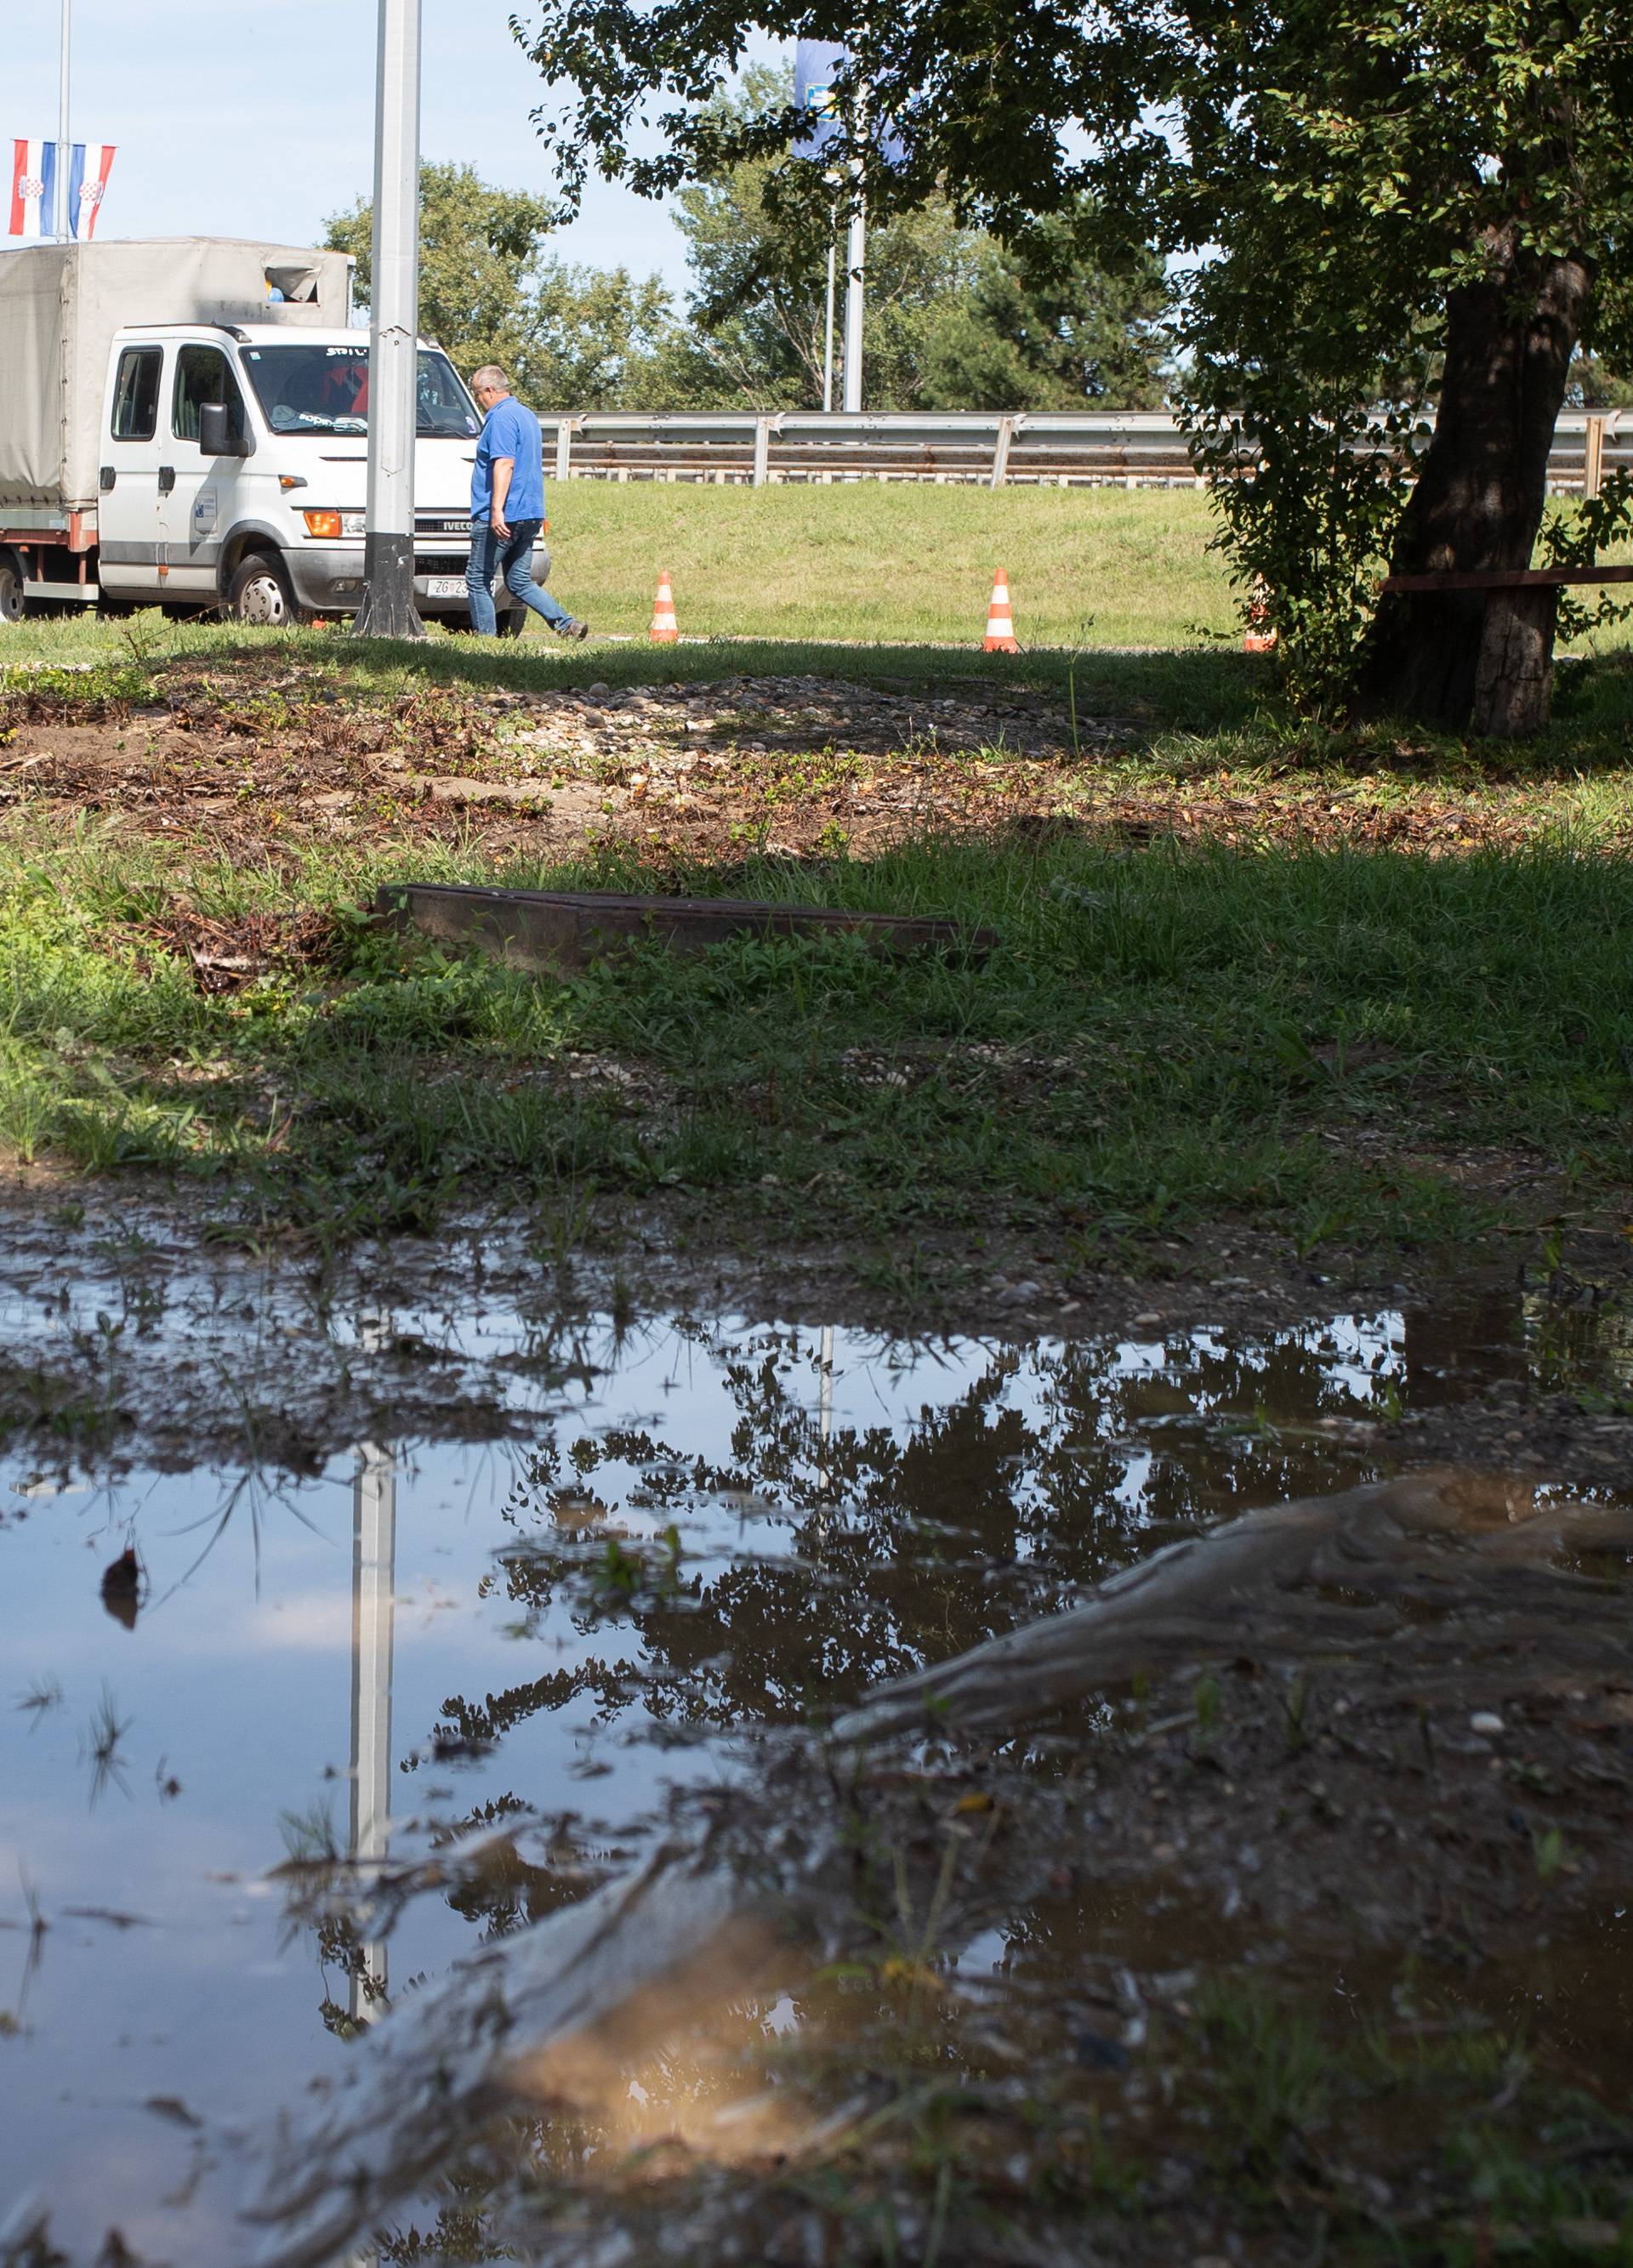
[325,161,550,378]
[324,161,676,410]
[648,69,1169,411]
[917,215,1169,412]
[513,0,1633,733]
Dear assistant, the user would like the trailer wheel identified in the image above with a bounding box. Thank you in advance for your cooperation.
[228,551,301,628]
[0,553,25,627]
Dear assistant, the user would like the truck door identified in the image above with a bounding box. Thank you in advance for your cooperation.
[164,344,253,599]
[96,342,166,597]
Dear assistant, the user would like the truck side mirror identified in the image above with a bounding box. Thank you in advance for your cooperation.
[198,402,251,458]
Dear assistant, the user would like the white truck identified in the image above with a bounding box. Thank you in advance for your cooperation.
[0,236,536,633]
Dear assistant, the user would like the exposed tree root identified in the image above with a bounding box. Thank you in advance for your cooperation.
[832,1471,1633,1742]
[236,1471,1633,2267]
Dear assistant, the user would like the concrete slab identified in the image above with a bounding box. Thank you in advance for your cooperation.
[375,883,996,976]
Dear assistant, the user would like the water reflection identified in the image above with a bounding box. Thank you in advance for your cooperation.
[0,1288,1628,2264]
[349,1440,395,2025]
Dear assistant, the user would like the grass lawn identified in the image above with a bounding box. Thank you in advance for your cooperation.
[4,480,1627,662]
[534,480,1237,647]
[3,591,1632,1272]
[0,482,1238,657]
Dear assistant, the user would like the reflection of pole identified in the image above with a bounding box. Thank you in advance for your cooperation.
[822,221,837,413]
[55,0,72,243]
[816,1326,835,1541]
[350,1440,396,2022]
[355,0,425,640]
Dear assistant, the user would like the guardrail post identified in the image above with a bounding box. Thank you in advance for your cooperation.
[1585,414,1606,501]
[989,416,1015,492]
[753,417,772,489]
[555,418,578,483]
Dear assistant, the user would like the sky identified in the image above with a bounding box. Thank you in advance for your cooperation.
[5,0,700,292]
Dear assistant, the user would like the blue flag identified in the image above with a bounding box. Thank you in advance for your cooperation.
[793,40,906,166]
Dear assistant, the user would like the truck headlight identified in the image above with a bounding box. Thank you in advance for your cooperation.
[299,510,368,540]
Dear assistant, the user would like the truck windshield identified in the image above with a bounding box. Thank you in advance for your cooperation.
[236,344,481,441]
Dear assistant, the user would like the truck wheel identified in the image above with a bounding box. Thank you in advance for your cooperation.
[228,551,301,628]
[495,605,526,639]
[0,553,25,627]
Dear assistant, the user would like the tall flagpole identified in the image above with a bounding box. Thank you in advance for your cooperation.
[355,0,425,640]
[56,0,71,242]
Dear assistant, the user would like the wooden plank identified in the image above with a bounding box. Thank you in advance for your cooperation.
[376,883,997,977]
[1380,565,1633,593]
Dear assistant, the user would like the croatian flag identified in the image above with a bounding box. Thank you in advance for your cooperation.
[9,139,56,237]
[9,140,116,238]
[68,143,117,238]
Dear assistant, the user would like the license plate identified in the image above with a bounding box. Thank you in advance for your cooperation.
[424,576,467,599]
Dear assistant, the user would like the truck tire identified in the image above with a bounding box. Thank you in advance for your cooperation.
[228,550,301,628]
[0,552,25,627]
[495,605,526,639]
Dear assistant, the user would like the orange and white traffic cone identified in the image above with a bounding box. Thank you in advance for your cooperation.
[1242,577,1277,654]
[649,568,679,645]
[982,569,1019,653]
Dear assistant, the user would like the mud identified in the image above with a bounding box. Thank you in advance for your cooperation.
[4,1182,1631,1486]
[3,1186,1631,2266]
[3,655,1614,867]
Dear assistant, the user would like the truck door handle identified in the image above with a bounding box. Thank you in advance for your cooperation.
[100,466,117,492]
[158,466,177,494]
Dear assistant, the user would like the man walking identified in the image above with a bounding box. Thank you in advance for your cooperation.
[466,366,589,639]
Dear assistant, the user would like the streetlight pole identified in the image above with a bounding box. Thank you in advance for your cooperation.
[822,216,838,413]
[56,0,71,243]
[355,0,425,641]
[841,168,865,414]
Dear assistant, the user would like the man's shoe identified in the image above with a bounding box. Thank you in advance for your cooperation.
[556,617,590,641]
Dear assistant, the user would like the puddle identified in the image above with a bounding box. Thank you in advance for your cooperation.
[2,1283,1630,2262]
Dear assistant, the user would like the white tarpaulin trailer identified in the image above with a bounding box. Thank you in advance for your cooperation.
[0,238,353,518]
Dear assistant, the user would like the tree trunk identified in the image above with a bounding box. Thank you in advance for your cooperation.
[1471,583,1558,737]
[1357,235,1592,736]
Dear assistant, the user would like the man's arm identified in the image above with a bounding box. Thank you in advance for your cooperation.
[491,456,515,539]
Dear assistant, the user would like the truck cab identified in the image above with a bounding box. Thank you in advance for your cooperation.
[92,323,530,628]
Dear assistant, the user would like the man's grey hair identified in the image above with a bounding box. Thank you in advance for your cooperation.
[471,364,510,393]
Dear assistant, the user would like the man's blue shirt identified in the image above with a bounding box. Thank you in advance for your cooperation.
[472,395,545,520]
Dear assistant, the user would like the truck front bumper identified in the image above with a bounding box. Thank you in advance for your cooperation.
[285,543,549,618]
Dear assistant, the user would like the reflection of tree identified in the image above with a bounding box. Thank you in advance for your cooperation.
[420,1660,640,1755]
[420,1316,1417,1766]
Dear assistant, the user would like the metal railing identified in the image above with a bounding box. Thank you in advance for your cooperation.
[538,408,1632,496]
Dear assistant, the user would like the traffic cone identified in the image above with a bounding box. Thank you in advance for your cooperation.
[1242,577,1277,653]
[982,569,1019,653]
[650,569,679,645]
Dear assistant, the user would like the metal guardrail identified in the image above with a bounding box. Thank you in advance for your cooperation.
[538,408,1633,495]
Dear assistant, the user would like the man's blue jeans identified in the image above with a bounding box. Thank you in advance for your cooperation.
[466,516,572,635]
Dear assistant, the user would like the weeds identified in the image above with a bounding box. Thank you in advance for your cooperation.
[1531,1825,1574,1881]
[1195,1979,1333,2170]
[15,1676,63,1724]
[280,1800,342,1867]
[81,1684,132,1805]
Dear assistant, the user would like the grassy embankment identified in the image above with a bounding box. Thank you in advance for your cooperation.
[3,481,1232,657]
[3,481,1631,1270]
